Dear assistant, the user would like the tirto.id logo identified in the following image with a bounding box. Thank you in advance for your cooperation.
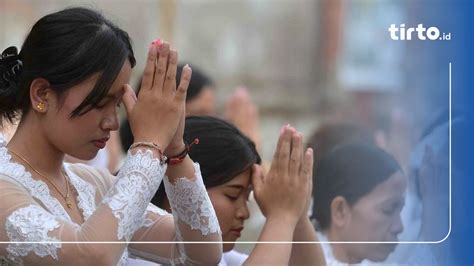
[388,24,451,41]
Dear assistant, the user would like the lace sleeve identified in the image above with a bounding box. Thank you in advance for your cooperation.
[0,148,166,265]
[127,163,222,265]
[103,149,166,241]
[163,163,221,236]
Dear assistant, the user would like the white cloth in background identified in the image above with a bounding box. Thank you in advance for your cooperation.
[218,250,248,266]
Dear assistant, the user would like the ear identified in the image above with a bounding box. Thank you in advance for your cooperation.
[29,78,53,113]
[330,196,351,228]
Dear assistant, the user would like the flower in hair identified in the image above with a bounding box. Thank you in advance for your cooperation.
[0,46,23,87]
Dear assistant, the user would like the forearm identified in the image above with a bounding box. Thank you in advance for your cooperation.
[244,216,296,266]
[163,157,222,264]
[289,216,326,266]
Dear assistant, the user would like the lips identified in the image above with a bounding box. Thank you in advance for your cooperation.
[92,137,109,149]
[230,227,244,237]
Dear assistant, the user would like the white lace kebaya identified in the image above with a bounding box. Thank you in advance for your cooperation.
[0,143,222,266]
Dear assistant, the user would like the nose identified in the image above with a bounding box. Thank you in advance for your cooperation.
[101,109,119,131]
[391,213,404,236]
[236,198,250,221]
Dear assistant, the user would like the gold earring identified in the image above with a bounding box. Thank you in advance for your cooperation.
[36,102,45,111]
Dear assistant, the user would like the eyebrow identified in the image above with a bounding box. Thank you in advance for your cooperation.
[380,197,405,206]
[225,185,246,190]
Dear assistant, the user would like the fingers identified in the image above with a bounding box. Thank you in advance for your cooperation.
[176,64,192,102]
[270,125,287,171]
[141,43,158,92]
[302,148,314,210]
[163,49,178,95]
[153,42,170,93]
[277,127,292,175]
[302,148,314,182]
[288,132,303,179]
[122,84,137,117]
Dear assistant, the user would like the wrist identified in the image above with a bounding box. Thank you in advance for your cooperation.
[134,135,169,151]
[266,211,299,227]
[164,141,185,157]
[296,214,311,229]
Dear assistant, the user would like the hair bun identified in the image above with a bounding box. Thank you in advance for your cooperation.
[0,46,23,89]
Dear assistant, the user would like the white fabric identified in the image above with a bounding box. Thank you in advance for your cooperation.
[163,166,221,236]
[317,231,437,266]
[316,232,349,266]
[0,140,221,265]
[218,250,248,266]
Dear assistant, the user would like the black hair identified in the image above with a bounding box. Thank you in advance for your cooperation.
[176,63,214,102]
[151,116,261,206]
[0,7,135,125]
[312,143,401,230]
[306,122,375,171]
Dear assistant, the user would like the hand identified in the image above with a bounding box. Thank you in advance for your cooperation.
[164,103,185,157]
[224,87,261,152]
[164,63,193,157]
[122,42,192,151]
[252,125,314,224]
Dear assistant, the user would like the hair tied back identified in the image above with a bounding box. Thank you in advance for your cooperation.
[0,46,23,88]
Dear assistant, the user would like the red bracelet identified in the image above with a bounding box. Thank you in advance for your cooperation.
[166,138,199,165]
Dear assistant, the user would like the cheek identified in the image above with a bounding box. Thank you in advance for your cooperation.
[49,111,100,139]
[349,207,389,241]
[209,196,235,233]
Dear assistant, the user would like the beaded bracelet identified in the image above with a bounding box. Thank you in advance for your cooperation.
[130,142,168,165]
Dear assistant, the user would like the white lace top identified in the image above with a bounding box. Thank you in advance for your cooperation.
[0,137,221,265]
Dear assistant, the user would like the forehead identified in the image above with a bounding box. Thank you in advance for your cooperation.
[62,61,131,100]
[109,61,132,94]
[222,168,252,188]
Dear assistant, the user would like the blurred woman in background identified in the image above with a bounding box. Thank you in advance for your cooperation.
[312,144,406,265]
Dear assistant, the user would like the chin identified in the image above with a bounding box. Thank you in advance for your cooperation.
[367,247,395,262]
[68,149,99,161]
[222,242,235,252]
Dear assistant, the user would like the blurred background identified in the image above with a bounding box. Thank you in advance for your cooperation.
[0,0,452,257]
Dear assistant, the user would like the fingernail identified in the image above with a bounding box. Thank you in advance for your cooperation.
[151,38,161,46]
[280,126,285,135]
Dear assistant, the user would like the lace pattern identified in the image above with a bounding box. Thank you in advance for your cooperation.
[0,134,6,146]
[0,147,71,222]
[163,163,221,236]
[0,144,150,265]
[5,205,61,264]
[103,149,166,240]
[142,204,171,228]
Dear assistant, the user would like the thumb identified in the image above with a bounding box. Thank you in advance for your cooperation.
[122,84,137,117]
[176,64,192,102]
[251,164,264,194]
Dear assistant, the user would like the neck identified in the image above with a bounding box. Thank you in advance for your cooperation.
[326,228,361,264]
[7,114,64,179]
